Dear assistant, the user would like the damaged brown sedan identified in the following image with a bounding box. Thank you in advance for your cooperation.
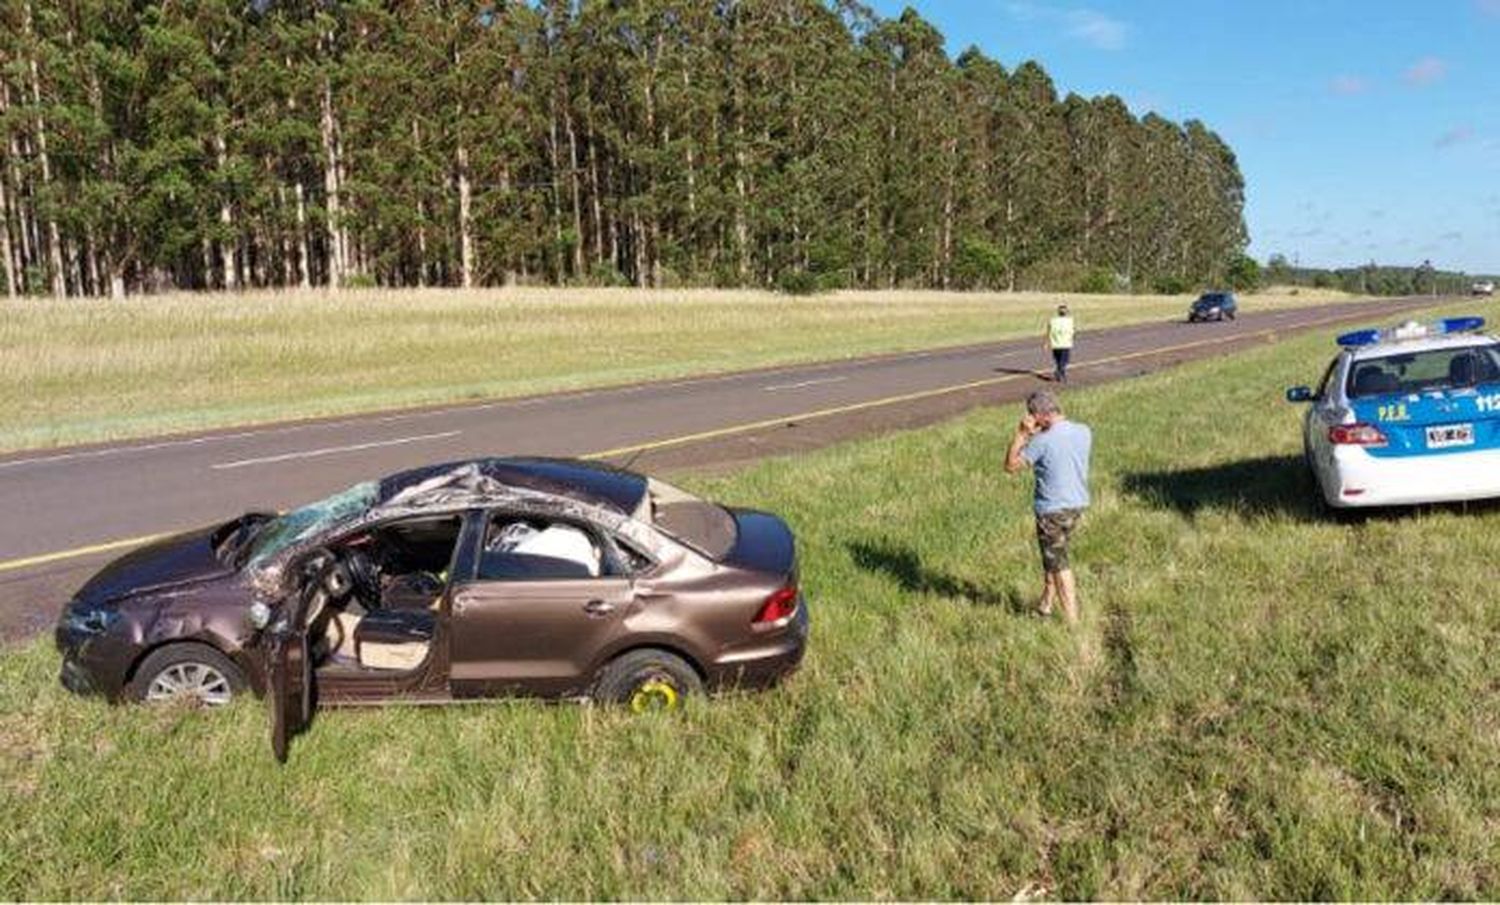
[55,458,807,760]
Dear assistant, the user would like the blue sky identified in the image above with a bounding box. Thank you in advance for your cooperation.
[867,1,1500,275]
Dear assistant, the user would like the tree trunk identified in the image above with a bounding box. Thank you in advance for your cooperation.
[412,119,428,288]
[2,82,33,289]
[940,137,955,290]
[456,139,475,289]
[293,181,311,290]
[732,98,750,284]
[564,108,584,277]
[26,3,65,298]
[547,101,566,281]
[215,131,237,290]
[498,163,514,286]
[319,62,345,289]
[84,225,101,298]
[587,115,606,272]
[682,66,697,219]
[0,155,15,298]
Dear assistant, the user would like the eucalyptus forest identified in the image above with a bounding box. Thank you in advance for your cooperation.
[0,0,1249,297]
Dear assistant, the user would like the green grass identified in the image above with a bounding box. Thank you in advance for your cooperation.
[4,300,1498,898]
[0,286,1357,453]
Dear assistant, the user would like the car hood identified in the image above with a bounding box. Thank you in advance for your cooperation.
[74,524,238,605]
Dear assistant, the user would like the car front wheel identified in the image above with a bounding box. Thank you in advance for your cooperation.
[129,643,247,707]
[593,648,704,713]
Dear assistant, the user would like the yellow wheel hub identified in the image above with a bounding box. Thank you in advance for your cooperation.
[629,679,680,713]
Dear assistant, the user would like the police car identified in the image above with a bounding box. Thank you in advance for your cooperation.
[1285,316,1500,508]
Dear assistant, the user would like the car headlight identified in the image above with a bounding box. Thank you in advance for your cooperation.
[248,601,274,630]
[62,599,120,635]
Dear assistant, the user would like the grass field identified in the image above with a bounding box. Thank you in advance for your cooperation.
[5,299,1497,899]
[0,286,1358,453]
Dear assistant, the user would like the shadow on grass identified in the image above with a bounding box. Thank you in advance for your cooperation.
[1124,455,1500,523]
[1120,455,1321,521]
[847,540,1027,613]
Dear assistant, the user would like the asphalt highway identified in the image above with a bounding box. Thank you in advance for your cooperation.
[0,296,1437,640]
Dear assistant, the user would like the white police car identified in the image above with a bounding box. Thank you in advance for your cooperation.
[1286,316,1500,508]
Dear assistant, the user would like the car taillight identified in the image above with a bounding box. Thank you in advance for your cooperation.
[753,584,798,626]
[1329,423,1388,447]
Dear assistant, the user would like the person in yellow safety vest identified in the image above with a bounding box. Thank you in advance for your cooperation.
[1046,304,1075,383]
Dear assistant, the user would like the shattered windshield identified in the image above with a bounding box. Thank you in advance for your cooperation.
[239,481,380,569]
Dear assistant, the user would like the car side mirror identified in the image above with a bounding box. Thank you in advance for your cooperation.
[1285,386,1314,403]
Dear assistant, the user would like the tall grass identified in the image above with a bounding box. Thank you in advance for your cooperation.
[0,287,1355,452]
[5,299,1495,899]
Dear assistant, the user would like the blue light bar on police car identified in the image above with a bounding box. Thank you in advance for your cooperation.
[1336,328,1381,348]
[1438,316,1485,334]
[1336,316,1486,348]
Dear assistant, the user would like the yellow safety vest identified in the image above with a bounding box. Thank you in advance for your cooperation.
[1048,316,1075,349]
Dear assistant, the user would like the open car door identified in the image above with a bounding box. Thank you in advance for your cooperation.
[266,587,317,763]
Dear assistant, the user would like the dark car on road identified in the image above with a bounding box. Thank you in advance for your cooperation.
[1188,291,1238,322]
[56,458,808,760]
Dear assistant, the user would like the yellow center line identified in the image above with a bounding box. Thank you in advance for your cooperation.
[0,306,1418,576]
[0,532,179,574]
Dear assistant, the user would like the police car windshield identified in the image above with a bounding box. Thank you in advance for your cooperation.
[1346,343,1500,399]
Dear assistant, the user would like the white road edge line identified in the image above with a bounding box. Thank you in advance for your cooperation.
[209,431,462,471]
[763,376,848,392]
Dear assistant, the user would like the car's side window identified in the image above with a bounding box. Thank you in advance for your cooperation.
[475,513,618,582]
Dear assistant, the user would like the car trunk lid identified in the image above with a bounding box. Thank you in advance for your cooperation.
[1353,383,1500,457]
[719,508,796,581]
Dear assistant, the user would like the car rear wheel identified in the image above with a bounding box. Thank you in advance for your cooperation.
[129,643,247,707]
[593,648,703,713]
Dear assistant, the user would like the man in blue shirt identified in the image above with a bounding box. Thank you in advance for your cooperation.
[1004,390,1092,624]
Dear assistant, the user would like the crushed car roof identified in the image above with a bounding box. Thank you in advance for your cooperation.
[377,457,649,516]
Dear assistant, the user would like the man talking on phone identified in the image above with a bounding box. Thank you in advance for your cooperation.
[1005,390,1092,624]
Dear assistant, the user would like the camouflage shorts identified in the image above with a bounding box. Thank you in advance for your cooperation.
[1035,509,1083,573]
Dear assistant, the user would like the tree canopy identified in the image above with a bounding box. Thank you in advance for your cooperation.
[0,0,1251,297]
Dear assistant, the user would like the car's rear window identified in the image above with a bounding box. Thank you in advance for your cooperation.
[1346,343,1500,399]
[646,478,737,560]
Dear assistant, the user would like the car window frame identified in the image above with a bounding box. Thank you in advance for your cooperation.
[1314,358,1339,400]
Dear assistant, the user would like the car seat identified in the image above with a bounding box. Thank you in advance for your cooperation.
[1449,354,1479,387]
[353,608,435,671]
[1352,365,1398,396]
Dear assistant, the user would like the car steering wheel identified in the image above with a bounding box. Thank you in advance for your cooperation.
[336,547,383,610]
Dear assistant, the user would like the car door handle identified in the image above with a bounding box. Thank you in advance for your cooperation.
[583,599,616,617]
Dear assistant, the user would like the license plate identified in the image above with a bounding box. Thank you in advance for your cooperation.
[1426,423,1475,448]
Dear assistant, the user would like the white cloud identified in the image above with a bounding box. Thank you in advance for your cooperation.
[1403,56,1448,86]
[1004,3,1129,51]
[1329,74,1369,96]
[1066,9,1128,50]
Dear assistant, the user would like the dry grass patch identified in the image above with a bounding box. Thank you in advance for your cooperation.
[0,286,1359,452]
